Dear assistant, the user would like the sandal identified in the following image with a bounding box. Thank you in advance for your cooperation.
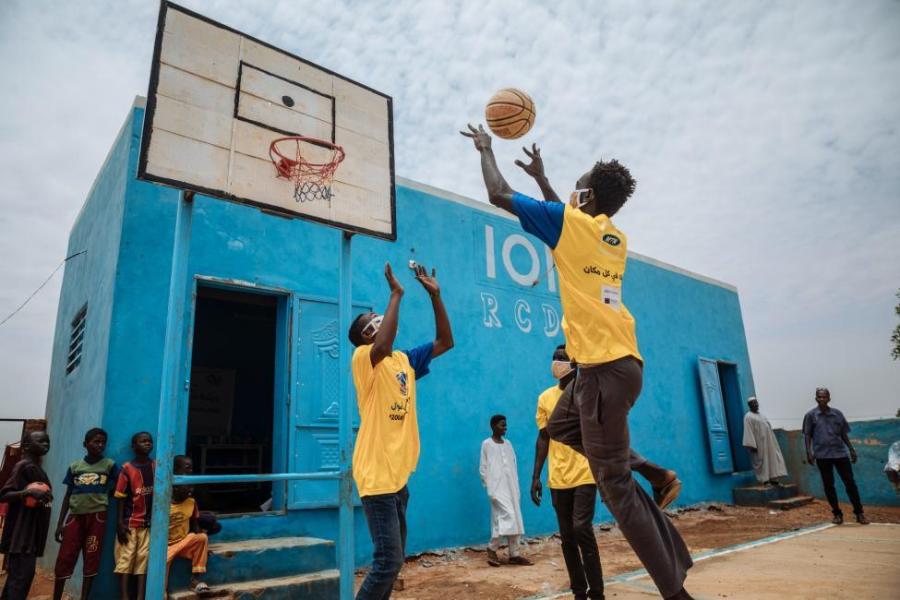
[194,581,211,594]
[508,555,533,566]
[654,478,682,510]
[486,548,502,567]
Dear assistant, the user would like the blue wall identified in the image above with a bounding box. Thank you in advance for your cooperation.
[43,102,757,594]
[777,418,900,508]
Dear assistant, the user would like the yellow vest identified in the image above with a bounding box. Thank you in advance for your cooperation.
[535,386,595,489]
[351,344,420,497]
[553,205,641,364]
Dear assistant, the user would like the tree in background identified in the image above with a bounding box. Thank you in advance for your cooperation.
[892,289,900,361]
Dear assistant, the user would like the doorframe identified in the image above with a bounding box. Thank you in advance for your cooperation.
[178,275,293,515]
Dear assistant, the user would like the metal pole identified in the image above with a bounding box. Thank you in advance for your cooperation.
[146,191,194,600]
[338,231,355,599]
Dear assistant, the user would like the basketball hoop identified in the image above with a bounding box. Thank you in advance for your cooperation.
[269,136,346,203]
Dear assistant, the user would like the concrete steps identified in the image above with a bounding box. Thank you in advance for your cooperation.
[170,569,340,600]
[732,483,800,506]
[169,536,337,599]
[768,495,815,510]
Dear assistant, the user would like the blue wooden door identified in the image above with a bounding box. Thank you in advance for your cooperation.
[697,357,734,474]
[287,297,367,509]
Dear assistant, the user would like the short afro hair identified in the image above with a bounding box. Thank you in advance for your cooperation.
[552,344,569,362]
[348,313,370,347]
[131,431,152,445]
[490,414,507,429]
[173,454,192,474]
[84,427,107,443]
[587,159,636,214]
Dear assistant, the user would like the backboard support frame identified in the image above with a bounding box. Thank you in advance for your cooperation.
[137,0,397,241]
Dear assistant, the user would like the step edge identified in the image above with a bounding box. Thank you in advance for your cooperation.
[210,536,335,553]
[170,569,340,599]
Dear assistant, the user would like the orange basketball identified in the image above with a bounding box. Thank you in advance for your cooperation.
[24,482,50,508]
[485,88,536,140]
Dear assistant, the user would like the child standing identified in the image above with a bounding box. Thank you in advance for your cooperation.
[166,455,210,595]
[53,427,118,600]
[113,431,155,600]
[479,415,531,567]
[0,430,53,600]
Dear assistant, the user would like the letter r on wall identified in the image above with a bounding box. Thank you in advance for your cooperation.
[481,292,502,328]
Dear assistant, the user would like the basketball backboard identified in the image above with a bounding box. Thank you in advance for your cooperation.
[138,2,396,240]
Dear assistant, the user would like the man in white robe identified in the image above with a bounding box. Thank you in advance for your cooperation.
[480,414,531,566]
[743,396,788,484]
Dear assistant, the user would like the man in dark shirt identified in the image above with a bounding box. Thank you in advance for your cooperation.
[802,388,868,525]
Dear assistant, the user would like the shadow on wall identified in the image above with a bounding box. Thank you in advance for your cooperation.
[776,418,900,507]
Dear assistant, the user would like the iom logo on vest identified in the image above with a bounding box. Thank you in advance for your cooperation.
[601,233,621,247]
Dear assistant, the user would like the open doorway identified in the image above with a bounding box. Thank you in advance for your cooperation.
[186,286,278,514]
[718,362,752,472]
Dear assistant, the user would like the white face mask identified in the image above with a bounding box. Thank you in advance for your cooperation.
[551,360,574,380]
[569,188,594,209]
[362,315,383,338]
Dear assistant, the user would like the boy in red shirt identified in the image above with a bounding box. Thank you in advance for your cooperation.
[113,432,155,600]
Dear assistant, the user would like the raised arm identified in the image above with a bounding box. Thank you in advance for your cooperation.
[413,264,454,358]
[370,263,404,367]
[531,428,550,506]
[460,124,515,213]
[515,143,561,203]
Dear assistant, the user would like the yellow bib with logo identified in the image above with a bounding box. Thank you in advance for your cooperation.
[536,386,595,489]
[553,205,641,365]
[351,344,420,497]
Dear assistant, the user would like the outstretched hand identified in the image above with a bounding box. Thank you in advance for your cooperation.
[414,264,440,297]
[460,123,492,151]
[384,263,403,295]
[515,143,545,179]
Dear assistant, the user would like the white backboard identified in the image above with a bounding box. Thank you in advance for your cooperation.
[138,2,396,240]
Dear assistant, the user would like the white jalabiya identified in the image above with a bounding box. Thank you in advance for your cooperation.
[743,411,788,482]
[479,438,525,538]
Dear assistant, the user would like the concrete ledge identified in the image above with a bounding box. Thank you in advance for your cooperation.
[733,483,799,506]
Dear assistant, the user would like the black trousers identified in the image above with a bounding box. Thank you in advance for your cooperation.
[546,358,692,598]
[816,457,864,516]
[0,553,37,600]
[551,485,604,600]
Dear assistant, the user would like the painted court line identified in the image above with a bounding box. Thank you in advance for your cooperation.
[522,522,834,600]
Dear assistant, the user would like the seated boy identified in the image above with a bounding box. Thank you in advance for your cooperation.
[166,459,210,595]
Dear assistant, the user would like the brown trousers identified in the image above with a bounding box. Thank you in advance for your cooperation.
[546,357,692,598]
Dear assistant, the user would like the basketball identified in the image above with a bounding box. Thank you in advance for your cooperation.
[24,482,50,508]
[485,88,536,140]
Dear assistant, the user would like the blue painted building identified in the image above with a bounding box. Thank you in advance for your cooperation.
[42,99,757,596]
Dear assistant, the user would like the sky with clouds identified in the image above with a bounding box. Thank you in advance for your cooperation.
[0,0,898,440]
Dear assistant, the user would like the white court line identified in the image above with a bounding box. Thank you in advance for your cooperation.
[522,522,835,600]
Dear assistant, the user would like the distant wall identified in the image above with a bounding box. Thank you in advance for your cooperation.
[777,418,900,507]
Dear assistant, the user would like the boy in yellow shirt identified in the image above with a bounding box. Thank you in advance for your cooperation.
[166,456,209,596]
[349,262,454,599]
[463,126,693,600]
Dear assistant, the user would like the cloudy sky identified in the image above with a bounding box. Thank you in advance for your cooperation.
[0,0,898,440]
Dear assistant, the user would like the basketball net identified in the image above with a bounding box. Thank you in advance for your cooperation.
[269,136,346,203]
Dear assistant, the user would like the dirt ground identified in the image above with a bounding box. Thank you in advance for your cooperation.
[20,500,900,599]
[355,501,900,600]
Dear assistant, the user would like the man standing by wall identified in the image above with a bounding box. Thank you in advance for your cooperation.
[802,388,869,525]
[742,396,787,485]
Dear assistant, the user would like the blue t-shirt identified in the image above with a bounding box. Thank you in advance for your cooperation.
[802,407,850,459]
[405,342,434,380]
[511,193,565,249]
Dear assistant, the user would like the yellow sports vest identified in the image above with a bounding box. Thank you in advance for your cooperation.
[553,205,641,365]
[535,386,595,489]
[351,344,420,497]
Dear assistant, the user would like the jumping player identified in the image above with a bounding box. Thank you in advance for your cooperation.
[349,262,454,599]
[462,125,693,599]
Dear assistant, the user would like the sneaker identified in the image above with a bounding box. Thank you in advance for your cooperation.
[832,514,844,525]
[486,548,502,567]
[856,513,870,525]
[654,477,682,509]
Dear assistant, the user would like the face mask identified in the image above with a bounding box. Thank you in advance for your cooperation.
[362,315,383,338]
[551,360,574,380]
[569,188,594,209]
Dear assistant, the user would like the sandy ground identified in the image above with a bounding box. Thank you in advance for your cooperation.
[19,500,900,599]
[356,501,900,600]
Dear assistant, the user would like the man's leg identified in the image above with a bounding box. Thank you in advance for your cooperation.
[3,553,38,600]
[577,358,692,599]
[572,484,604,599]
[833,458,864,516]
[816,459,842,517]
[551,487,588,599]
[356,492,404,600]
